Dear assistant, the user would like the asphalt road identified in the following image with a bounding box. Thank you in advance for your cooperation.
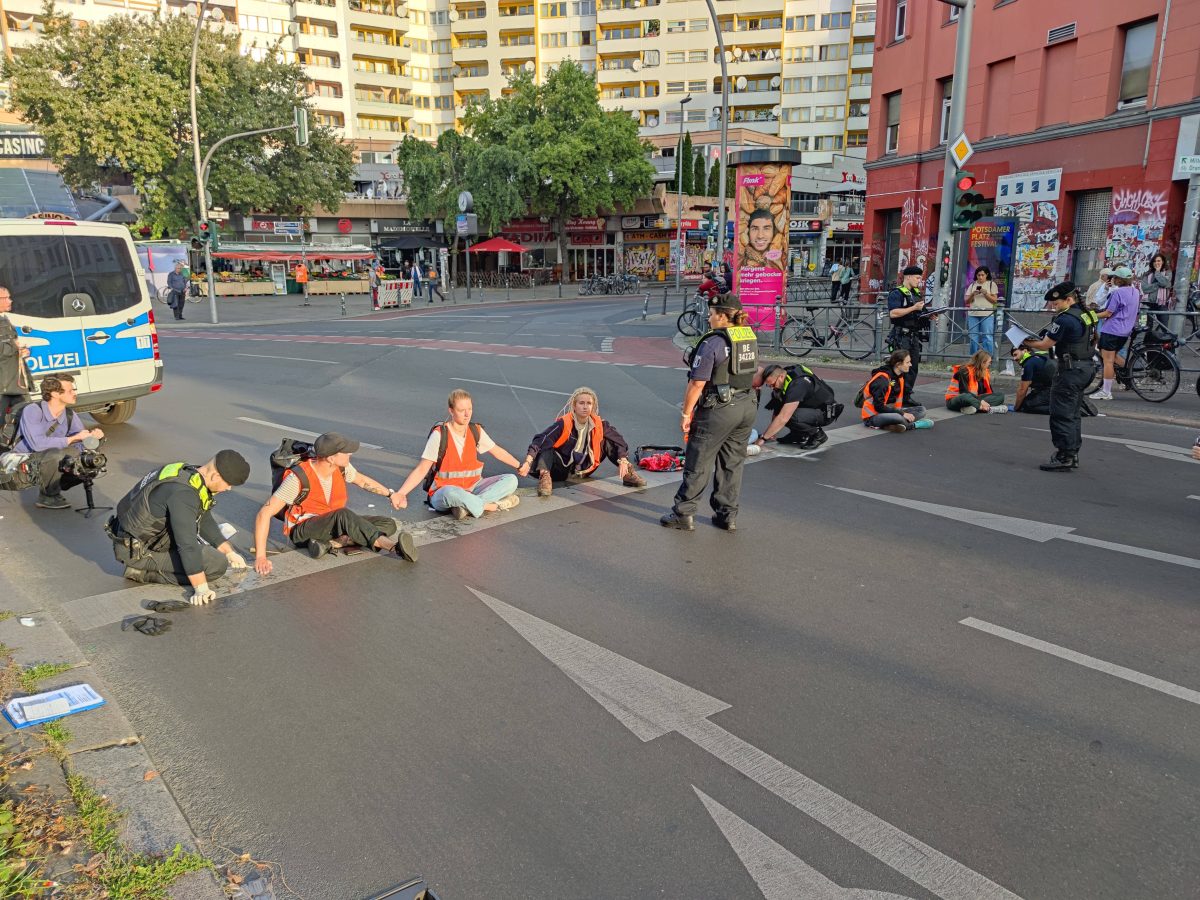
[3,297,1199,900]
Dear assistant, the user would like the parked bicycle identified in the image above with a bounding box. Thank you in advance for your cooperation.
[156,284,203,305]
[676,293,708,336]
[780,303,876,360]
[1086,323,1181,402]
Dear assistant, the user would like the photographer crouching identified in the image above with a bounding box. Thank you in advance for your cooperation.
[106,450,251,605]
[0,373,105,509]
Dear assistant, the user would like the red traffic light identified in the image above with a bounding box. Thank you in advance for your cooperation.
[198,221,210,233]
[956,174,976,191]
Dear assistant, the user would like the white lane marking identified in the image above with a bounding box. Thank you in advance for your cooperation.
[961,618,1200,707]
[826,486,1200,569]
[235,353,339,365]
[397,314,513,318]
[600,337,615,353]
[695,788,918,900]
[235,417,383,450]
[1126,445,1200,464]
[1024,427,1200,463]
[451,378,570,395]
[469,588,1022,900]
[1189,495,1200,502]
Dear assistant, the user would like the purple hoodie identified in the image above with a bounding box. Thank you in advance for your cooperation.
[1100,285,1140,337]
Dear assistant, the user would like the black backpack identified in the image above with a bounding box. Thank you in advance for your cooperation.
[268,438,316,521]
[421,422,482,497]
[0,400,77,454]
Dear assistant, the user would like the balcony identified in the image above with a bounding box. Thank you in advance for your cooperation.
[495,11,535,30]
[294,0,338,16]
[347,0,404,31]
[850,50,874,70]
[454,34,488,50]
[298,33,343,54]
[451,12,489,33]
[352,66,410,88]
[846,115,868,131]
[852,19,875,39]
[454,62,491,81]
[848,83,871,101]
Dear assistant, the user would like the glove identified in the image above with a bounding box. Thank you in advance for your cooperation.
[225,550,247,570]
[190,585,216,606]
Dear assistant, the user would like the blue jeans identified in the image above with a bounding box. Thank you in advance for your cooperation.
[968,315,994,355]
[430,474,518,518]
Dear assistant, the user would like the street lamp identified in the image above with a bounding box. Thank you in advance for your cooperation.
[704,0,730,264]
[189,0,219,324]
[674,94,692,290]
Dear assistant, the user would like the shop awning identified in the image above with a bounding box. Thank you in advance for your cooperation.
[378,234,443,250]
[212,242,375,261]
[468,237,527,253]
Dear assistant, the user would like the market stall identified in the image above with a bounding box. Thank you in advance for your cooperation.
[209,243,376,296]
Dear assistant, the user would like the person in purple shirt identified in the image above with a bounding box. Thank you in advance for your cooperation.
[12,373,104,508]
[1090,264,1140,401]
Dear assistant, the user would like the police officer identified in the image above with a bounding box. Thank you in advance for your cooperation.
[752,363,842,449]
[887,264,934,406]
[1021,282,1098,471]
[1010,347,1056,414]
[661,294,758,532]
[107,450,251,604]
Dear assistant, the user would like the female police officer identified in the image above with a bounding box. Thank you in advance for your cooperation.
[1021,281,1098,471]
[660,294,758,532]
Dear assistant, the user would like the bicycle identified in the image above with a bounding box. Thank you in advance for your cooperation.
[157,284,203,305]
[676,294,708,336]
[1086,324,1181,402]
[780,303,876,360]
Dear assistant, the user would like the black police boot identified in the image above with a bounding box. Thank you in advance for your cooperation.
[806,429,829,449]
[659,511,695,531]
[711,514,737,532]
[1039,453,1078,472]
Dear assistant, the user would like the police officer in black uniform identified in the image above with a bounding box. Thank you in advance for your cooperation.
[886,264,934,406]
[752,363,842,449]
[1021,281,1098,471]
[661,294,758,532]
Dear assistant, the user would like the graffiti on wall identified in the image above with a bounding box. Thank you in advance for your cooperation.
[897,196,932,274]
[1106,188,1167,278]
[995,201,1060,310]
[624,244,661,277]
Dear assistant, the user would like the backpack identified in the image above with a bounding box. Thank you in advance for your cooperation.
[421,422,482,497]
[268,438,316,521]
[0,400,77,454]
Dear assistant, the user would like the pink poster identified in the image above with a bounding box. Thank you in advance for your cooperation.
[733,163,791,327]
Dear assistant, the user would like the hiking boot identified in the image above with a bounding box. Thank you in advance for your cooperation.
[712,514,737,532]
[451,505,469,521]
[959,406,978,415]
[1039,453,1078,472]
[393,531,418,562]
[35,493,71,510]
[659,511,695,531]
[537,469,553,497]
[805,429,829,449]
[621,469,646,489]
[307,539,330,560]
[495,494,521,511]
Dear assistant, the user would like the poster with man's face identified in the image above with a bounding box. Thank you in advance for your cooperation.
[734,163,791,325]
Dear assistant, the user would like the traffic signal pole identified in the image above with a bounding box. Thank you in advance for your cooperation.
[933,0,974,302]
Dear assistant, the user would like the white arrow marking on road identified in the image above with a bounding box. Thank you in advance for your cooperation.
[1023,428,1200,464]
[468,587,1022,900]
[235,417,383,450]
[695,788,919,900]
[823,486,1200,569]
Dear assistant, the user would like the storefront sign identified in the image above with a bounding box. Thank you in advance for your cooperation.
[789,218,823,233]
[566,216,605,231]
[569,232,605,245]
[0,133,46,159]
[374,220,430,234]
[337,218,352,234]
[996,168,1062,204]
[734,162,791,325]
[621,215,642,229]
[643,215,667,229]
[623,230,670,242]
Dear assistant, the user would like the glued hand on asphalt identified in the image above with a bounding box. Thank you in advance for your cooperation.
[225,550,247,569]
[190,586,216,606]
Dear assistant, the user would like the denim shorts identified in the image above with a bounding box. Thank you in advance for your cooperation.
[1098,332,1128,352]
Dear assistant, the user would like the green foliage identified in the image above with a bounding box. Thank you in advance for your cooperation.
[0,612,14,624]
[692,152,708,198]
[3,4,354,235]
[19,662,73,694]
[707,160,722,197]
[0,805,41,899]
[680,132,694,195]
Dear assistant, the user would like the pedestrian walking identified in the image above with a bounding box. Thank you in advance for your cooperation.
[1021,282,1098,472]
[964,266,1000,355]
[410,259,425,303]
[426,263,446,303]
[166,261,189,320]
[1142,252,1173,329]
[660,294,758,532]
[1090,264,1139,401]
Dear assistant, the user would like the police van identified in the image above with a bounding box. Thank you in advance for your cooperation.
[0,218,163,425]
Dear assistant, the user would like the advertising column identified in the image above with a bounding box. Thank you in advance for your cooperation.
[729,149,803,328]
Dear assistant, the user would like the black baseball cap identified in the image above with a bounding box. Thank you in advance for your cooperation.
[708,293,743,312]
[213,449,250,487]
[314,431,360,457]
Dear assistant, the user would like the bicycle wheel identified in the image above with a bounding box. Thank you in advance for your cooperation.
[156,286,173,305]
[1127,347,1180,402]
[835,320,876,360]
[676,309,703,336]
[186,287,204,303]
[779,314,817,357]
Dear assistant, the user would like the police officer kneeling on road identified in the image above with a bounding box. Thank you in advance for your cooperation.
[661,294,758,532]
[1021,282,1098,472]
[107,450,252,604]
[751,363,842,451]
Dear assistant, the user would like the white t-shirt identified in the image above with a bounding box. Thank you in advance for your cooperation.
[272,462,358,505]
[421,425,495,463]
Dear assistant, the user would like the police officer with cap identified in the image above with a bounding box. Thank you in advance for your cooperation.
[886,264,935,405]
[1021,281,1098,471]
[108,449,251,604]
[661,293,758,531]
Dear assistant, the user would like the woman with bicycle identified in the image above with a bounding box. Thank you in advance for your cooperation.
[1090,264,1140,401]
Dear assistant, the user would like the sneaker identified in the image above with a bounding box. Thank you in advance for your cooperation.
[745,443,762,456]
[913,419,935,429]
[958,406,978,415]
[495,494,521,511]
[1089,390,1113,401]
[450,505,469,521]
[393,531,418,562]
[537,470,553,497]
[988,405,1010,414]
[884,424,907,434]
[1039,453,1078,472]
[307,539,330,560]
[621,470,647,489]
[35,493,71,509]
[807,429,829,448]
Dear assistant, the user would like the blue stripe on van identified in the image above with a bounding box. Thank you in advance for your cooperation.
[83,310,156,368]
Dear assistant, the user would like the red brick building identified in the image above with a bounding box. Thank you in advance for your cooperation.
[862,0,1200,308]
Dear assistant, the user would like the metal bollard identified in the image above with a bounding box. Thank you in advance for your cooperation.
[773,294,783,353]
[642,293,650,320]
[874,298,888,363]
[506,276,511,302]
[661,290,667,316]
[340,293,346,317]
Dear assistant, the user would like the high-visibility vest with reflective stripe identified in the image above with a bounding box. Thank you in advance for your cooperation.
[945,365,992,402]
[429,425,484,495]
[861,370,900,419]
[550,414,605,475]
[283,459,347,536]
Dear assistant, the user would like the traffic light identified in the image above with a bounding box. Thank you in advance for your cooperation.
[702,209,716,233]
[294,106,309,147]
[196,220,217,250]
[939,241,952,286]
[952,171,987,232]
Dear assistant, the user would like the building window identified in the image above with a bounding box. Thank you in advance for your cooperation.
[688,19,707,31]
[938,78,953,144]
[686,109,705,122]
[784,46,814,62]
[885,91,900,153]
[814,105,843,121]
[666,81,685,93]
[688,49,706,62]
[821,12,850,29]
[818,43,848,61]
[786,15,814,31]
[894,0,907,41]
[781,107,810,123]
[814,135,844,151]
[688,80,706,93]
[541,31,567,47]
[1119,19,1156,106]
[817,74,847,91]
[540,2,566,16]
[851,71,872,87]
[846,131,868,148]
[666,20,686,33]
[848,102,869,118]
[572,0,595,14]
[781,77,809,93]
[666,51,685,64]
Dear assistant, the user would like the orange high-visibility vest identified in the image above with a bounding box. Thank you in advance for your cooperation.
[861,370,900,419]
[550,414,605,475]
[283,460,347,536]
[945,365,992,402]
[429,424,484,495]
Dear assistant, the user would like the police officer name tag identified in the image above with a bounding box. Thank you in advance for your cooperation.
[726,326,758,374]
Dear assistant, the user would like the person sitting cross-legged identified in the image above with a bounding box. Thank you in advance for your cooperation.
[253,431,417,574]
[944,350,1007,414]
[517,386,647,497]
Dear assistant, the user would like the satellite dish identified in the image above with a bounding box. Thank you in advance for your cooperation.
[524,60,534,72]
[631,59,641,71]
[208,7,224,21]
[452,66,462,76]
[449,8,459,20]
[647,116,659,127]
[736,75,747,90]
[733,47,743,59]
[771,106,781,117]
[770,75,780,87]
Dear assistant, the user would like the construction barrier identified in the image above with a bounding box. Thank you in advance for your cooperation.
[374,280,414,309]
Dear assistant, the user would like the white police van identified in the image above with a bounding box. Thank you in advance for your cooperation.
[0,218,163,425]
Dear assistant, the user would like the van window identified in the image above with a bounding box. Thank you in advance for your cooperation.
[0,234,142,318]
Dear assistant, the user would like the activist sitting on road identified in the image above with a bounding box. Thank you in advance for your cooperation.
[860,350,931,433]
[517,386,646,497]
[751,363,842,450]
[253,431,417,573]
[944,351,1007,414]
[7,374,104,509]
[393,389,523,520]
[107,450,251,604]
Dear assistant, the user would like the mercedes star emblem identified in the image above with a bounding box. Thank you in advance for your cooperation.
[71,298,86,312]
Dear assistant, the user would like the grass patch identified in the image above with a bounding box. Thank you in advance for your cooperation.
[19,663,73,694]
[0,611,14,623]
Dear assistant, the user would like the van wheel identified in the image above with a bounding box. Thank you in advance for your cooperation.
[90,400,136,426]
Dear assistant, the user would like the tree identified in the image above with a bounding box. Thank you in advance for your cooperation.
[3,5,354,235]
[463,60,654,277]
[692,152,708,197]
[707,160,722,197]
[679,131,694,195]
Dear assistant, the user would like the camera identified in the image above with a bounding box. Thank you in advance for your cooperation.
[59,436,108,482]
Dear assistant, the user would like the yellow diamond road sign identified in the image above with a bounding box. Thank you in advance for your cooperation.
[950,134,974,168]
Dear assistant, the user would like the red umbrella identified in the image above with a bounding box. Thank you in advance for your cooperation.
[467,237,528,253]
